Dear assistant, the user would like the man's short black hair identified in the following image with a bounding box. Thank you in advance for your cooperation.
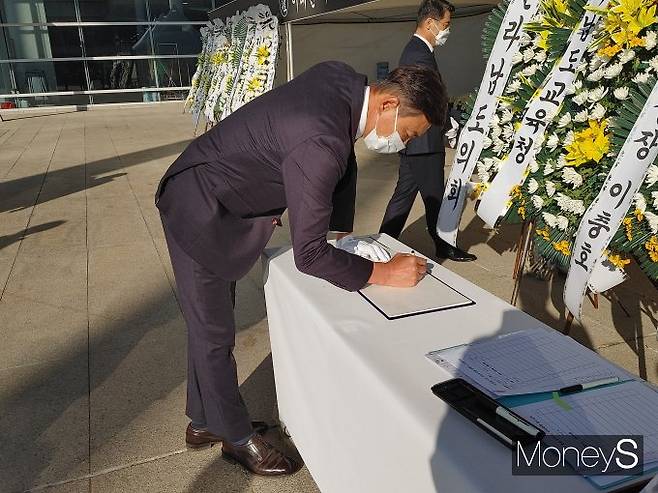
[375,64,448,129]
[417,0,455,25]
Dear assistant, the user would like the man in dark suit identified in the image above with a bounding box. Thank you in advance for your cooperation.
[156,61,447,476]
[379,0,477,262]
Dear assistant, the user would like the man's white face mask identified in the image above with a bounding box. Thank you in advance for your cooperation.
[363,107,406,154]
[429,21,450,47]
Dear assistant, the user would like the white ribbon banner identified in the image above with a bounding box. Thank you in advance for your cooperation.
[477,0,608,228]
[565,79,658,319]
[437,0,541,246]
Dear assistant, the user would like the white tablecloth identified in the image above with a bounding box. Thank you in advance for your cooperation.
[262,234,636,493]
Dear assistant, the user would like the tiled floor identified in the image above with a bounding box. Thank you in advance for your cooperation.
[0,104,656,493]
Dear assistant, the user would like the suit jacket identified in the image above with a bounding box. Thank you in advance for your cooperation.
[156,61,372,291]
[399,36,445,156]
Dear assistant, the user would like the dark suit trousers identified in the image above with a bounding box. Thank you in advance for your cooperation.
[163,223,253,443]
[379,152,445,240]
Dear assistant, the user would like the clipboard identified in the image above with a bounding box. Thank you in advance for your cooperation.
[359,270,475,320]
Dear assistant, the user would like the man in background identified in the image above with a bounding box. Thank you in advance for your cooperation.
[379,0,476,262]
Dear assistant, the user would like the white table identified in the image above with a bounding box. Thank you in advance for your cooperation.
[262,234,647,493]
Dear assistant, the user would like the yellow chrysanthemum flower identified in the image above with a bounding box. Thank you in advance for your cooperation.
[645,236,658,262]
[256,45,270,65]
[564,120,610,167]
[623,217,634,241]
[552,240,571,256]
[606,251,631,269]
[536,227,551,241]
[247,76,263,93]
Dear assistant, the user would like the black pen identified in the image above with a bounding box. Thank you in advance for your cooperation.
[558,376,619,395]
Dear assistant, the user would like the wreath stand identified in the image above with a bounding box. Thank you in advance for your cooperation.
[509,220,599,334]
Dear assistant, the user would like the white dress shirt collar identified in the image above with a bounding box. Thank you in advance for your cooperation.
[355,86,370,140]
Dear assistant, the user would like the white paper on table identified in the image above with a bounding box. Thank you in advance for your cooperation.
[512,381,658,489]
[359,271,475,320]
[426,328,636,397]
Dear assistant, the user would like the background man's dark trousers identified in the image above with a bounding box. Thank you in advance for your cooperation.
[163,222,253,444]
[379,151,444,241]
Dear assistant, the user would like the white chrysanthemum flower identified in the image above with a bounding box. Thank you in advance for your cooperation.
[589,55,607,71]
[493,139,506,155]
[522,64,539,77]
[562,167,583,188]
[536,51,547,64]
[528,178,539,194]
[519,32,532,47]
[502,124,515,141]
[649,55,658,72]
[482,135,493,149]
[506,79,522,94]
[573,80,583,92]
[619,49,636,64]
[633,72,651,84]
[557,154,568,169]
[500,108,514,124]
[645,211,658,234]
[478,170,490,183]
[491,124,503,139]
[491,113,500,126]
[647,165,658,186]
[532,195,544,210]
[587,68,605,82]
[556,215,570,231]
[644,31,657,51]
[557,112,572,127]
[529,160,540,173]
[564,131,575,146]
[483,157,496,171]
[573,91,589,106]
[545,181,557,197]
[590,103,606,120]
[522,47,535,63]
[547,133,560,150]
[576,61,588,74]
[512,51,524,65]
[543,212,558,228]
[634,193,647,213]
[574,109,589,122]
[614,86,630,100]
[652,190,658,209]
[544,162,555,176]
[604,62,623,79]
[588,87,608,102]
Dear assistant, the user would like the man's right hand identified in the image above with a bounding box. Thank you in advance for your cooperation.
[368,253,427,287]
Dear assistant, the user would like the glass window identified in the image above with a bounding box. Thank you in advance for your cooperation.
[153,56,196,87]
[78,0,149,22]
[150,23,202,55]
[4,93,91,108]
[10,61,87,93]
[91,91,146,104]
[87,59,155,90]
[148,0,213,22]
[82,26,153,57]
[0,63,17,94]
[0,0,77,23]
[2,26,82,59]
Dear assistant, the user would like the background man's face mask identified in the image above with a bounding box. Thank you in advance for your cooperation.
[430,21,450,47]
[364,107,406,154]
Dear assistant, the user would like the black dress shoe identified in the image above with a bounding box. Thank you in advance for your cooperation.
[434,239,477,262]
[222,434,303,476]
[185,421,271,449]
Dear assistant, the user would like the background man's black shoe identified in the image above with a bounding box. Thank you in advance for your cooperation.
[434,239,477,262]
